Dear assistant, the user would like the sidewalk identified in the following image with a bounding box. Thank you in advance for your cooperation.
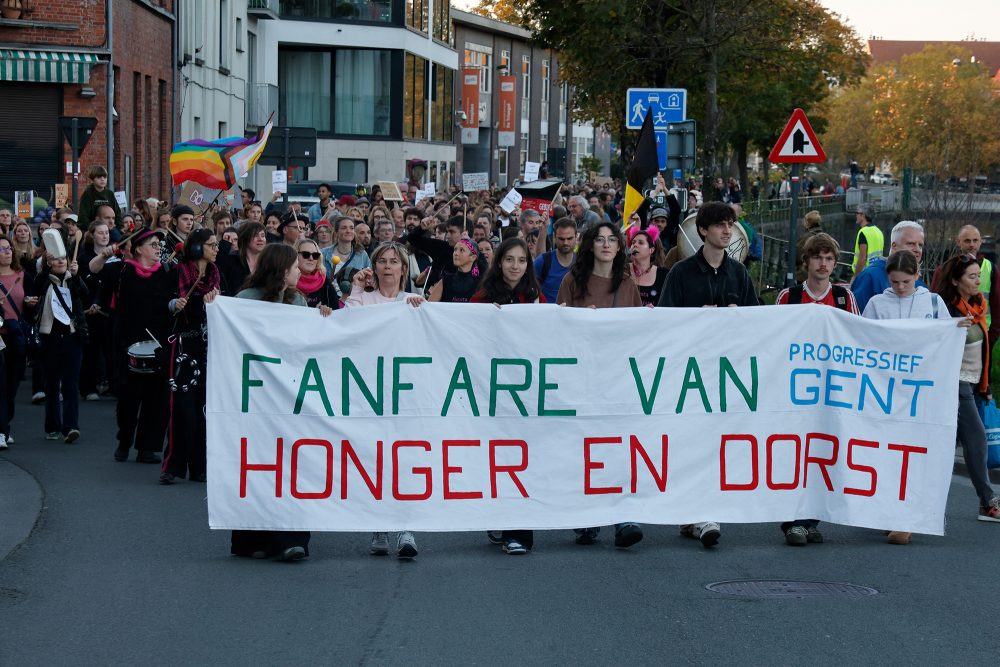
[0,458,43,562]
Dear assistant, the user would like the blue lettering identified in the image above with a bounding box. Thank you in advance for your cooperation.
[859,374,894,414]
[824,369,856,409]
[790,368,821,405]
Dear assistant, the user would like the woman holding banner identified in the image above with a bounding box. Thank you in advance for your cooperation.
[344,241,424,558]
[0,237,39,449]
[557,222,644,549]
[295,238,339,310]
[231,243,332,562]
[160,229,221,485]
[936,254,1000,525]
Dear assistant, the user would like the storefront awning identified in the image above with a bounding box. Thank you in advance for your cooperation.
[0,50,101,84]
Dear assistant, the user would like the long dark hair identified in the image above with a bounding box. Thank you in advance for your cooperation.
[242,243,300,304]
[477,238,540,303]
[570,222,627,298]
[237,222,265,265]
[936,253,984,307]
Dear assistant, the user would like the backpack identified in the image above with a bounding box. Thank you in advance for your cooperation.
[539,251,555,283]
[788,284,853,312]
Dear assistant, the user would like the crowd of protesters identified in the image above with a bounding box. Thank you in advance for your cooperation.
[0,166,997,563]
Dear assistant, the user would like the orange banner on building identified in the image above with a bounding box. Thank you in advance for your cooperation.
[498,74,516,147]
[461,68,479,145]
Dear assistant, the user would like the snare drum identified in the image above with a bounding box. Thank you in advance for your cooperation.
[127,340,161,374]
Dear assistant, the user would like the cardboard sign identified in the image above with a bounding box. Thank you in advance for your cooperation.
[114,191,128,209]
[378,181,403,202]
[423,182,436,197]
[272,170,288,194]
[524,162,540,183]
[15,191,33,220]
[498,188,522,215]
[54,184,69,209]
[462,172,490,192]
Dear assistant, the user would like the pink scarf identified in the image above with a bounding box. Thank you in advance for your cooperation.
[125,259,162,278]
[297,270,326,294]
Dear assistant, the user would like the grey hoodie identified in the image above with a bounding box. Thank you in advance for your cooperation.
[861,286,950,321]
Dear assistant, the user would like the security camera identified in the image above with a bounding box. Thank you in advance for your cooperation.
[457,110,468,121]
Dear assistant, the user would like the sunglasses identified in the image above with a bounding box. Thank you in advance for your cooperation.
[299,251,321,260]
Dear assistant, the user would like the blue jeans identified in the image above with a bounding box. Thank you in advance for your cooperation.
[41,332,83,434]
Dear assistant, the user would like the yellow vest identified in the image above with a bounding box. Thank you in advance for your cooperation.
[981,257,992,328]
[854,225,884,268]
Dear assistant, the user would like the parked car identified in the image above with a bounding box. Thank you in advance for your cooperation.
[871,171,898,186]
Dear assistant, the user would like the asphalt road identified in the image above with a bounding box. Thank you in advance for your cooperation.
[2,389,1000,665]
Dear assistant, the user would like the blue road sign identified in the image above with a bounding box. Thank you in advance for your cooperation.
[673,168,683,180]
[655,131,668,170]
[626,88,687,130]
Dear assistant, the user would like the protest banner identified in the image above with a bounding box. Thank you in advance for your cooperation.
[462,173,490,192]
[54,184,69,209]
[207,300,963,535]
[378,181,403,201]
[15,190,33,219]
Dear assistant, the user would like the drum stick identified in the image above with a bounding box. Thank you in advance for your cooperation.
[145,328,162,348]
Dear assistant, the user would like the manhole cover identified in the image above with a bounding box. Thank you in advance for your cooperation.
[706,580,878,599]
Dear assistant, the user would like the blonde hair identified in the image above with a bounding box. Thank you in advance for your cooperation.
[295,238,325,276]
[370,242,410,292]
[803,210,822,230]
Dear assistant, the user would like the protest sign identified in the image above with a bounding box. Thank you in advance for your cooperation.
[524,161,540,183]
[498,189,522,215]
[15,191,33,219]
[378,181,403,201]
[462,173,490,192]
[424,182,436,198]
[207,300,963,535]
[114,191,128,209]
[272,170,288,194]
[55,184,69,209]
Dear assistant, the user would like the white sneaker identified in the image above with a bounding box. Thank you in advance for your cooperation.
[31,392,45,404]
[369,531,389,555]
[396,531,418,559]
[6,434,13,445]
[0,434,7,450]
[696,522,721,547]
[85,393,100,401]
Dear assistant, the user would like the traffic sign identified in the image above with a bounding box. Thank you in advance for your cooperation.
[58,116,98,153]
[768,108,826,164]
[655,131,668,170]
[626,88,687,130]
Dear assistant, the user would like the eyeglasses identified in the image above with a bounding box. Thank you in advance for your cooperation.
[0,247,12,254]
[299,251,321,260]
[203,241,219,248]
[594,235,620,246]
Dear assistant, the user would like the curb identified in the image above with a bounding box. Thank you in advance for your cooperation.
[0,458,44,563]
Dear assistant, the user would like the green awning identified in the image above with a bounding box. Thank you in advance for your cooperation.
[0,50,101,84]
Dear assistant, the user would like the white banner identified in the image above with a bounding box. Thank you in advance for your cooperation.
[207,299,964,535]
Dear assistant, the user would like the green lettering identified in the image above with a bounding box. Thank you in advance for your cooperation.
[675,357,712,414]
[538,357,577,416]
[242,353,281,413]
[392,357,432,415]
[629,357,665,415]
[489,358,532,417]
[719,356,758,412]
[294,358,334,416]
[441,357,480,417]
[342,357,384,416]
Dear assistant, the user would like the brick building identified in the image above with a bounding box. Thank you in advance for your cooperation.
[0,0,176,216]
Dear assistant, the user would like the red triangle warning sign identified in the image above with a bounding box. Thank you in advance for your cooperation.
[768,108,826,164]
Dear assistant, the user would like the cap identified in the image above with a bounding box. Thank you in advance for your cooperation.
[171,204,195,219]
[131,227,165,247]
[339,195,357,207]
[65,213,79,223]
[650,207,668,220]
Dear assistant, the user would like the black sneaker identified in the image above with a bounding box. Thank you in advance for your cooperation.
[64,429,80,444]
[806,526,824,543]
[574,527,599,545]
[502,538,527,555]
[486,530,504,545]
[136,452,161,464]
[159,472,176,485]
[614,523,643,548]
[114,444,129,462]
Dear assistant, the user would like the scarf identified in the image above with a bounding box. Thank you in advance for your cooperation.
[177,260,221,298]
[297,270,326,294]
[457,238,480,278]
[955,297,990,393]
[125,259,162,278]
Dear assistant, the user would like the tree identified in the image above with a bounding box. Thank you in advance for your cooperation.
[470,0,527,24]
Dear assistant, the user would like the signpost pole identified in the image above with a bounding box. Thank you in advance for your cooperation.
[282,127,291,209]
[71,117,80,210]
[786,163,801,287]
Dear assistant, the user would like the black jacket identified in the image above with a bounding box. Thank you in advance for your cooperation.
[657,247,759,308]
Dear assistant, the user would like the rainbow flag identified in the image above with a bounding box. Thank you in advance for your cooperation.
[169,116,273,189]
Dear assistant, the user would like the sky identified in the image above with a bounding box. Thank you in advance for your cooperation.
[818,0,1000,41]
[454,1,1000,42]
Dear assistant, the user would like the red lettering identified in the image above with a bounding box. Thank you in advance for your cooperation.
[392,440,432,501]
[290,439,333,499]
[341,439,384,500]
[489,439,529,498]
[844,438,879,497]
[720,434,758,490]
[804,432,838,491]
[442,440,484,500]
[888,443,928,501]
[629,434,668,493]
[240,436,283,498]
[765,434,801,490]
[583,437,623,495]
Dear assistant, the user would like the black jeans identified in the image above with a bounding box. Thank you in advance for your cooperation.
[41,331,83,434]
[0,334,26,437]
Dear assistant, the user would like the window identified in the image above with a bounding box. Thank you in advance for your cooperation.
[279,50,332,132]
[433,0,451,43]
[335,50,392,135]
[464,47,491,94]
[539,133,547,163]
[405,0,428,32]
[573,135,595,172]
[339,158,368,183]
[280,0,393,23]
[404,53,428,139]
[430,63,454,143]
[236,18,243,51]
[541,59,550,123]
[498,148,508,188]
[500,50,510,71]
[219,0,229,69]
[278,48,391,136]
[521,55,531,118]
[519,131,529,174]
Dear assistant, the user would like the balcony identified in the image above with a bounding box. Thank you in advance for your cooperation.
[248,0,279,20]
[246,82,278,129]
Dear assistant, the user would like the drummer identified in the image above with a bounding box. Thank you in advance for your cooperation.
[106,228,173,464]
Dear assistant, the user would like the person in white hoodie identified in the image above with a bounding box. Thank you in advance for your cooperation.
[862,249,967,545]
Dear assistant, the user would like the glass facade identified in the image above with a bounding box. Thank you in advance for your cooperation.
[406,0,428,32]
[280,0,393,22]
[278,48,391,136]
[433,0,451,43]
[430,63,454,143]
[404,53,427,139]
